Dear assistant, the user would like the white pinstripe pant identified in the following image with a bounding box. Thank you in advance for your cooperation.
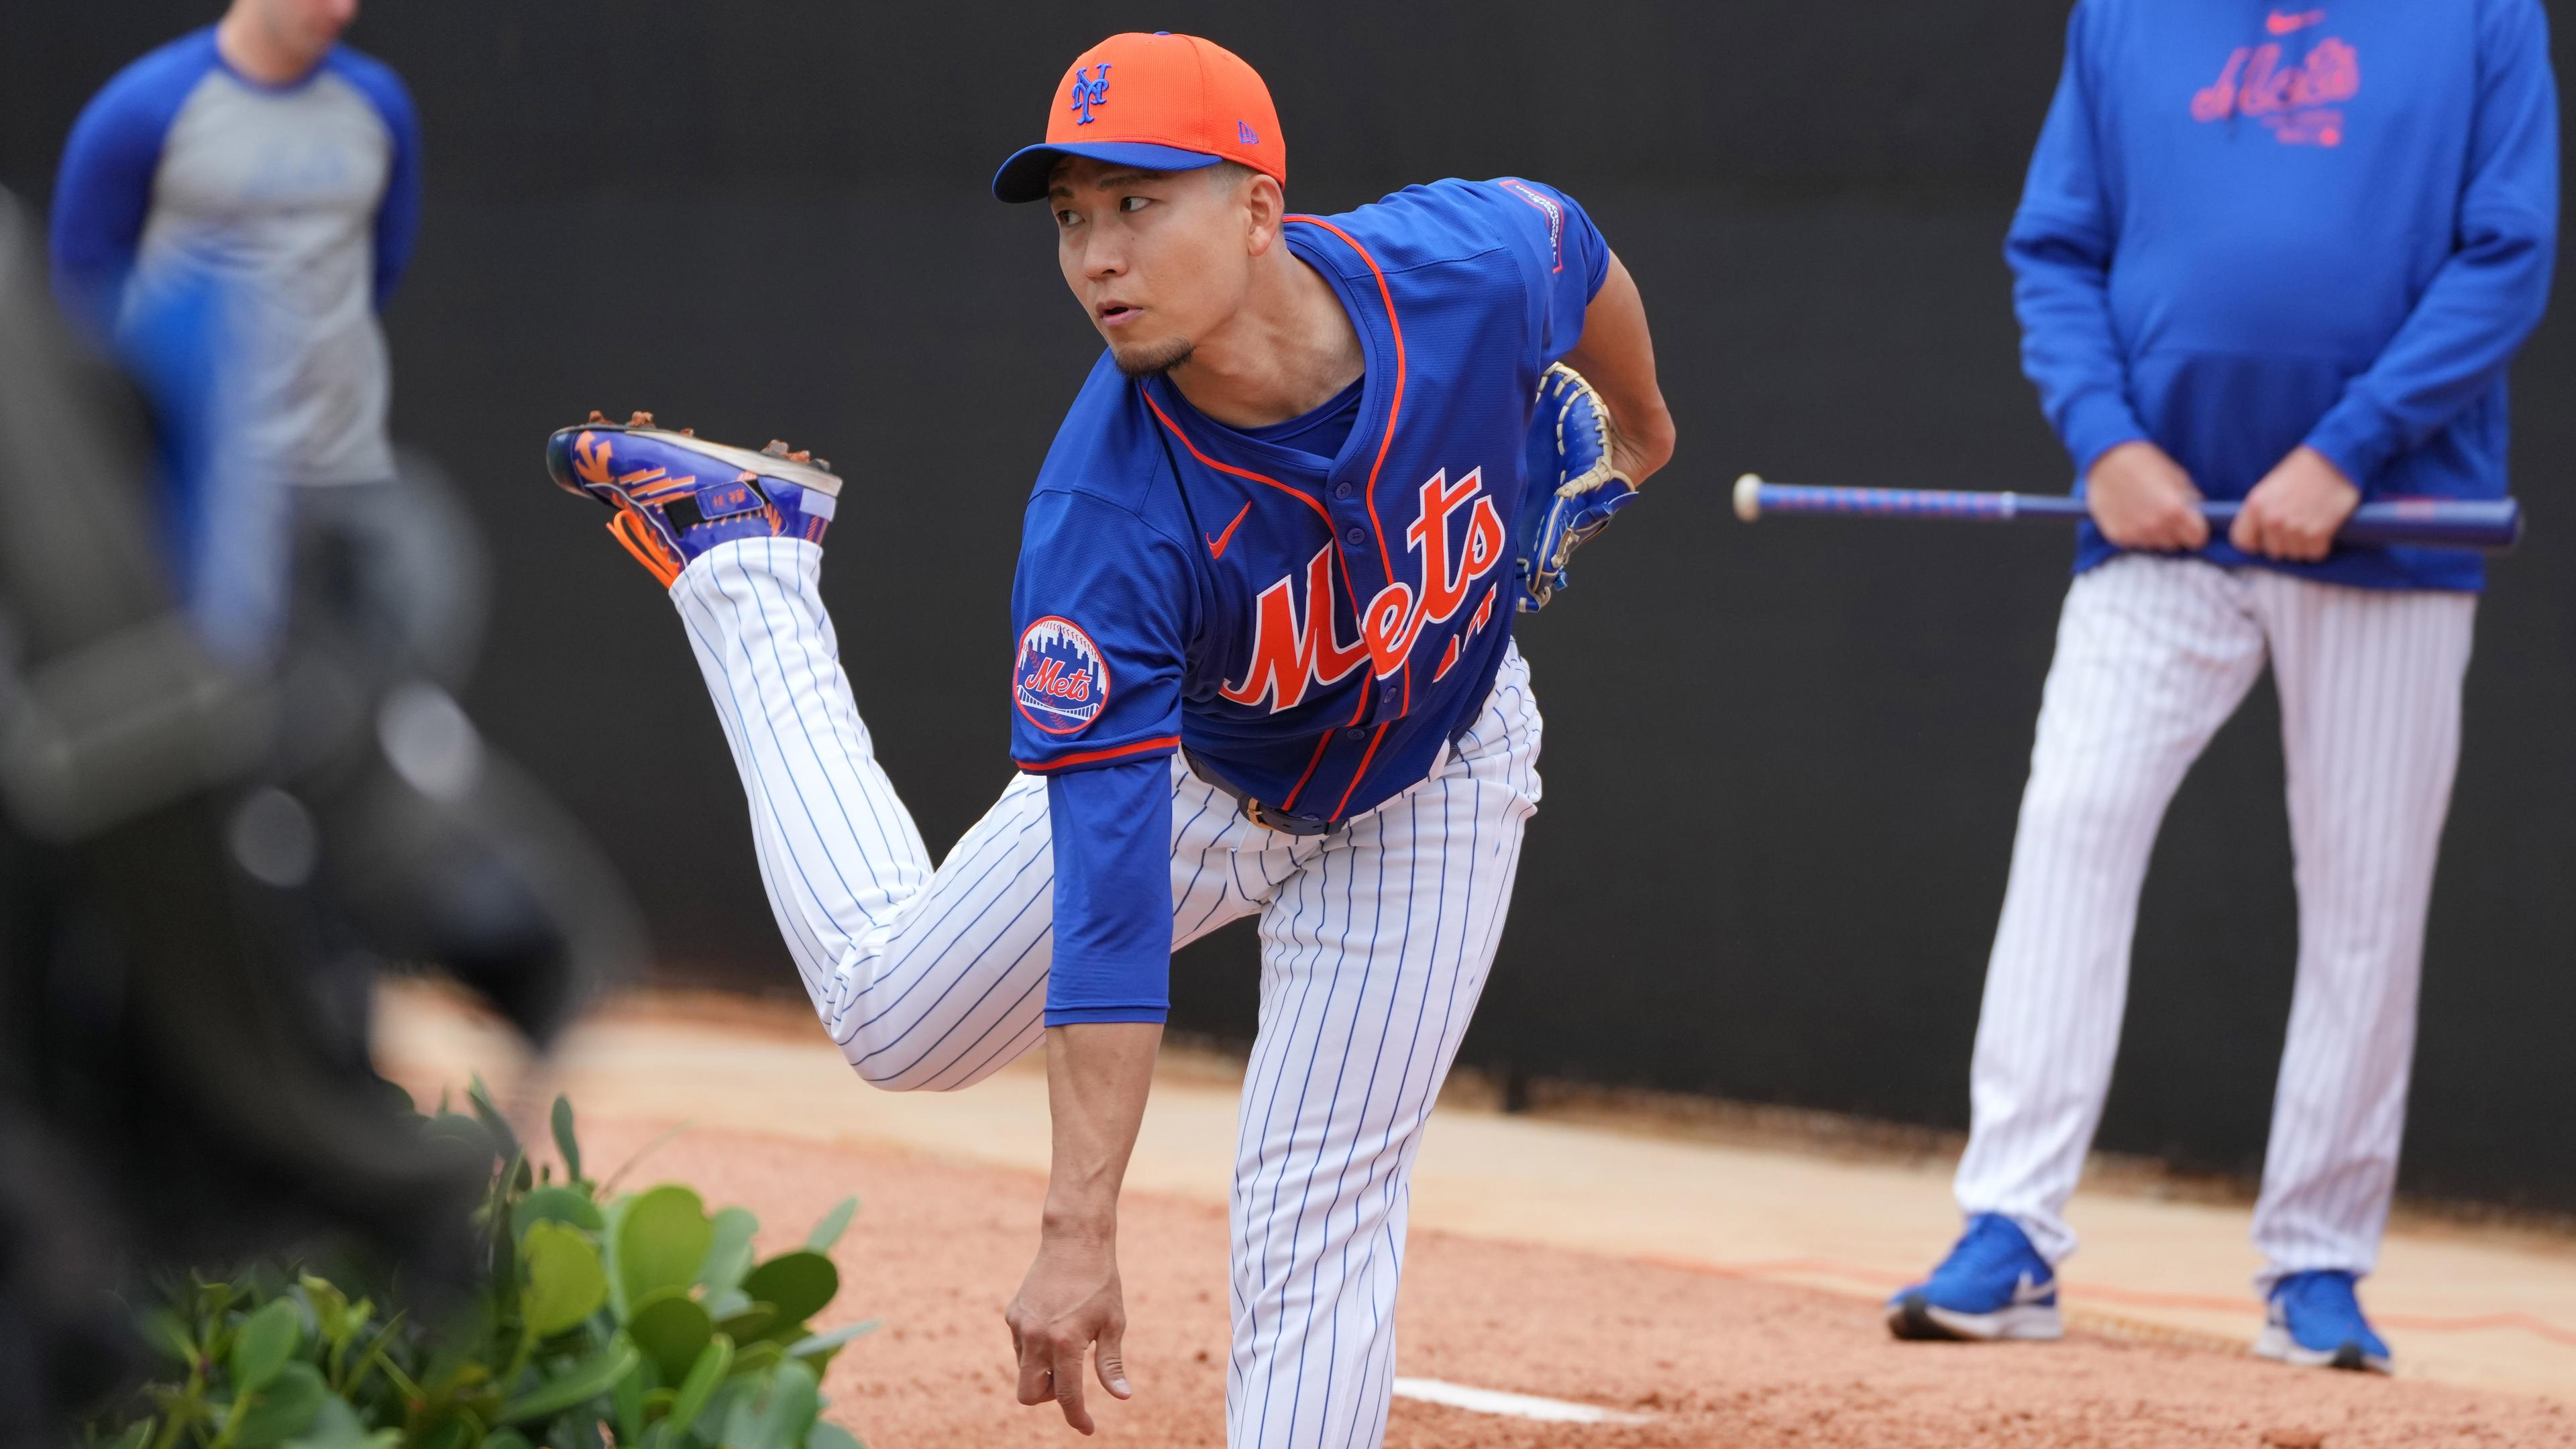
[1954,554,2475,1287]
[670,538,1543,1448]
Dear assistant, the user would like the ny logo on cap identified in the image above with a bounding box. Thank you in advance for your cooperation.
[1069,64,1112,124]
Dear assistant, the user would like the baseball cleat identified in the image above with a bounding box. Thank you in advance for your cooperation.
[2254,1271,2392,1374]
[1886,1212,2064,1342]
[545,413,841,586]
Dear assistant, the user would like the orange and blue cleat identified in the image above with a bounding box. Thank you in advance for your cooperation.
[544,411,841,587]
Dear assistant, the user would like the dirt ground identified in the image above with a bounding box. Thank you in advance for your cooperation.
[586,1119,2575,1449]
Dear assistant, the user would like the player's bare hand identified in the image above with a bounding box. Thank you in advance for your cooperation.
[2231,446,2359,563]
[2086,441,2208,552]
[1005,1230,1132,1435]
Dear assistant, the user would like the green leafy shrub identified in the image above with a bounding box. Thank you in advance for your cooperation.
[85,1087,874,1449]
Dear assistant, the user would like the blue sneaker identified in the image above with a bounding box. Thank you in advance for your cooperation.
[2255,1271,2392,1374]
[1886,1213,2063,1342]
[545,411,841,586]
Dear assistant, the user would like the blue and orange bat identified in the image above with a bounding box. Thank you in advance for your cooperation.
[1732,476,2523,552]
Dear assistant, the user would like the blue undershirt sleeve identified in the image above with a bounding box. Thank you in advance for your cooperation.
[1044,759,1176,1026]
[331,49,423,308]
[2004,1,2150,479]
[2303,0,2559,488]
[48,38,209,341]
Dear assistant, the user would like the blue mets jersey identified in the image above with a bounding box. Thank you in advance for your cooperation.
[1008,177,1609,1024]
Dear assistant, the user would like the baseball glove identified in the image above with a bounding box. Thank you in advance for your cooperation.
[1515,362,1640,611]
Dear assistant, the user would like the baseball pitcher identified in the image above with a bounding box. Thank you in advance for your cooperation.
[544,32,1673,1446]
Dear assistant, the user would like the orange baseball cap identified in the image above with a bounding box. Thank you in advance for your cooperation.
[991,32,1285,203]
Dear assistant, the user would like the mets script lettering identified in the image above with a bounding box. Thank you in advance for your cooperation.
[1224,468,1508,712]
[2192,38,2359,147]
[1022,655,1093,704]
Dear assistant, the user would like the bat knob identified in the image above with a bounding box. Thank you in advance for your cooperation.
[1733,474,1764,523]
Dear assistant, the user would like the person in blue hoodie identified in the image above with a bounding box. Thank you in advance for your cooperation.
[1886,0,2557,1373]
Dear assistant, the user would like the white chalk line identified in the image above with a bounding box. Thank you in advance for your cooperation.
[1390,1377,1653,1425]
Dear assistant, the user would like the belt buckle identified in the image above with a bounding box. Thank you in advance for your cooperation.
[1244,799,1328,837]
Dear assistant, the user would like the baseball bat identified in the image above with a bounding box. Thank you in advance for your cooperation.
[1731,476,2523,552]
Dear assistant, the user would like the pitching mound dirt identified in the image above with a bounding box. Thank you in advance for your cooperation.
[581,1120,2571,1448]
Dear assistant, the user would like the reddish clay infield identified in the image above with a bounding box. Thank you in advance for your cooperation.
[588,1122,2570,1448]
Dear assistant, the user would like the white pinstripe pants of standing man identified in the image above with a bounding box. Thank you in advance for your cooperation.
[1952,553,2475,1289]
[668,536,1544,1449]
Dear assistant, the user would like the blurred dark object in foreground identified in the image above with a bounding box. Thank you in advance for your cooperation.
[0,189,642,1441]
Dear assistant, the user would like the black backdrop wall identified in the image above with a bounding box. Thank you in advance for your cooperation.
[7,2,2571,1210]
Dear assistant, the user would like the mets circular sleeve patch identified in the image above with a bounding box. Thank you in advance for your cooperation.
[1015,616,1111,735]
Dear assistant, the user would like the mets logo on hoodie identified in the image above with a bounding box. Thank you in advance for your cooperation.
[2191,13,2360,148]
[1016,616,1110,735]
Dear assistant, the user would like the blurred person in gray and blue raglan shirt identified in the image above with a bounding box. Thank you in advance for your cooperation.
[48,0,468,673]
[1886,0,2556,1377]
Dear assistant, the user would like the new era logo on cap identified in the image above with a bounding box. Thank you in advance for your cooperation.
[993,32,1287,202]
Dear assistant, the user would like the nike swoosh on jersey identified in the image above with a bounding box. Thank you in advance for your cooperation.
[2267,8,2326,35]
[1207,501,1253,559]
